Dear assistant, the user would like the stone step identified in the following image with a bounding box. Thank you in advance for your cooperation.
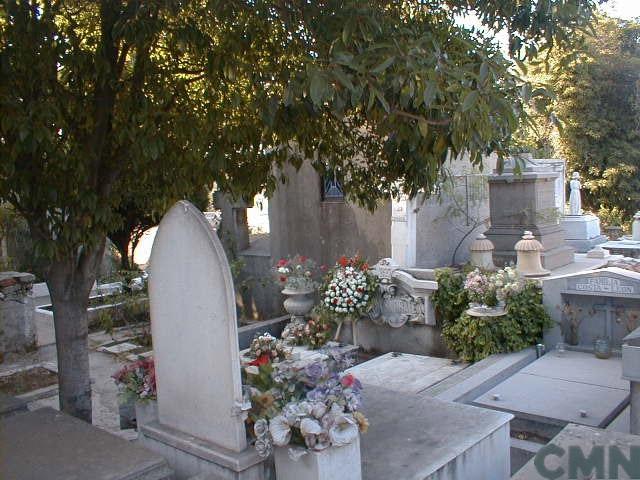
[0,407,174,480]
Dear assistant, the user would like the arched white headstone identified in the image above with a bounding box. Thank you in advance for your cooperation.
[149,201,246,452]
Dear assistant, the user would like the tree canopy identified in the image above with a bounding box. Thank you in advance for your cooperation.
[515,13,640,224]
[0,0,602,421]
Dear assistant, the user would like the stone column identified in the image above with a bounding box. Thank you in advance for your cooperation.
[622,327,640,435]
[631,382,640,435]
[0,272,36,362]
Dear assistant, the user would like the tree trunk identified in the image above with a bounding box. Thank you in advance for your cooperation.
[47,241,106,422]
[110,231,131,270]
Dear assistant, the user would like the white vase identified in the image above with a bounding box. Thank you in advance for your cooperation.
[135,399,158,430]
[282,287,315,321]
[274,437,361,480]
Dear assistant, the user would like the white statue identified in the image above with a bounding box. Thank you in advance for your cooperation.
[569,172,582,216]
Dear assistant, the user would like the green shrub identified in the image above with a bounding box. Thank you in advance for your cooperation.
[441,281,552,362]
[432,268,468,327]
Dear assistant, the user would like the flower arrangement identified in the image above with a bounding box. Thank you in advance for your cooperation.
[245,353,368,458]
[464,267,524,307]
[493,266,523,302]
[321,255,378,317]
[248,333,291,366]
[112,357,156,401]
[273,255,320,291]
[281,311,334,350]
[463,268,497,306]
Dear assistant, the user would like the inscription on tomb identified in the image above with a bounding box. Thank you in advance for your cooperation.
[567,276,637,295]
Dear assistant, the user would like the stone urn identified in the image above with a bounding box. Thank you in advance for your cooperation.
[134,399,158,431]
[273,437,362,480]
[282,287,315,322]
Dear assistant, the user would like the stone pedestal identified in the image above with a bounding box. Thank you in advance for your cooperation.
[622,327,640,435]
[484,171,574,270]
[0,272,36,361]
[560,214,607,253]
[273,438,361,480]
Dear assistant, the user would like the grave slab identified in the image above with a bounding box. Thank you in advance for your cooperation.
[347,352,466,394]
[473,352,629,428]
[0,407,173,480]
[361,385,512,480]
[513,423,640,480]
[0,392,27,417]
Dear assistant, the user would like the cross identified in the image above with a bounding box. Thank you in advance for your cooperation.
[592,299,628,340]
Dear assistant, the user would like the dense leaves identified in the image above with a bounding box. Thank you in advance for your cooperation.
[441,281,552,362]
[0,0,600,419]
[515,14,640,222]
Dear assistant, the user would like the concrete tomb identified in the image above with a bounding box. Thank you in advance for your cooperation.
[360,384,513,480]
[0,271,36,360]
[337,258,450,356]
[140,201,263,480]
[1,407,173,480]
[513,423,640,480]
[473,351,629,433]
[484,156,574,270]
[542,267,640,350]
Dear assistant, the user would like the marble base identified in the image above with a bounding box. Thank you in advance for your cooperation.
[561,215,607,253]
[274,437,361,480]
[139,422,265,480]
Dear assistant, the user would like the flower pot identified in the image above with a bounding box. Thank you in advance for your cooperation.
[134,399,158,430]
[282,287,315,321]
[594,338,612,359]
[274,436,361,480]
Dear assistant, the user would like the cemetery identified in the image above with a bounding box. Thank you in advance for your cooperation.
[2,2,640,480]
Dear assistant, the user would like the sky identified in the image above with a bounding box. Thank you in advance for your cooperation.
[601,0,640,19]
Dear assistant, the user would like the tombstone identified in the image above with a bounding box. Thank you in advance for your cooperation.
[542,267,640,351]
[0,272,36,361]
[336,259,449,356]
[139,201,263,480]
[484,155,574,270]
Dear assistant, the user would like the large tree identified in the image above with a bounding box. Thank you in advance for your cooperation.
[516,14,640,222]
[0,0,600,421]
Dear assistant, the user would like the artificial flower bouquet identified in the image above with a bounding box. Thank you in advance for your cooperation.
[493,266,523,302]
[464,267,524,307]
[281,310,334,350]
[463,268,497,306]
[245,352,368,458]
[247,333,291,367]
[320,255,378,318]
[273,254,321,291]
[112,357,156,401]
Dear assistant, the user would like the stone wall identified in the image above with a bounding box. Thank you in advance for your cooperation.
[269,161,391,267]
[0,272,36,361]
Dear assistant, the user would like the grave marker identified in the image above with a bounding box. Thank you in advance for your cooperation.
[140,201,263,480]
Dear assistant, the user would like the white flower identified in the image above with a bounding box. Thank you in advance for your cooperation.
[311,402,327,419]
[245,365,259,375]
[269,416,292,446]
[328,414,359,446]
[254,419,269,438]
[300,417,323,436]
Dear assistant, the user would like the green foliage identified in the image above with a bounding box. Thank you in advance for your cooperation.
[0,204,48,278]
[441,282,552,362]
[432,268,468,326]
[0,1,601,263]
[516,15,640,219]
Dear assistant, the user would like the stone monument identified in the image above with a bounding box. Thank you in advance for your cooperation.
[139,201,263,480]
[0,272,36,361]
[560,171,607,253]
[484,155,574,269]
[542,267,640,350]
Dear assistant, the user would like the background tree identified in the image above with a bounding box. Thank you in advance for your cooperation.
[0,0,600,421]
[516,14,640,224]
[108,184,211,271]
